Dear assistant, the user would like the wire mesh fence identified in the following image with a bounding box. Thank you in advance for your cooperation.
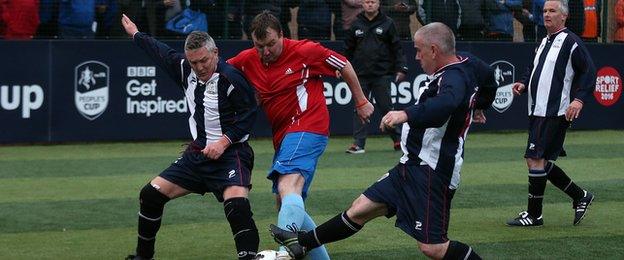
[0,0,620,42]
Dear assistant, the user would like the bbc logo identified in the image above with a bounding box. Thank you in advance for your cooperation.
[127,66,156,77]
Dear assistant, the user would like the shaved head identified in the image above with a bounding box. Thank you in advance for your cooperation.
[414,22,456,56]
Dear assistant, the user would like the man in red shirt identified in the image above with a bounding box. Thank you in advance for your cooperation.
[228,11,373,259]
[0,0,39,39]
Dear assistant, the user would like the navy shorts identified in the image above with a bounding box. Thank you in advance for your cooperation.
[525,116,569,161]
[159,142,254,202]
[363,163,454,244]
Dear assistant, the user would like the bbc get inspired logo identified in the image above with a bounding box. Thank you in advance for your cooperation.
[594,66,621,107]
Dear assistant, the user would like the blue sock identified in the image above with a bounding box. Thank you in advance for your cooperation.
[277,193,306,232]
[301,213,330,260]
[277,193,305,253]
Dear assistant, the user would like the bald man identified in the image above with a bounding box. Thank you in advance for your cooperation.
[269,22,483,260]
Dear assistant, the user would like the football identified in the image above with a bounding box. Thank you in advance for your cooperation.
[254,250,279,260]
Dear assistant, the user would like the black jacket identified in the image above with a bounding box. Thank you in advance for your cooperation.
[345,11,408,77]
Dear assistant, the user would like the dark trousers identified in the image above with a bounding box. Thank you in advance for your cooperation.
[352,76,401,148]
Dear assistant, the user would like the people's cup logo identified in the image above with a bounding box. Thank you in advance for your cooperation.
[75,61,109,120]
[594,66,621,107]
[490,60,515,113]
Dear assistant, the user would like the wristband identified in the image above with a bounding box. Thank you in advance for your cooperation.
[355,101,368,109]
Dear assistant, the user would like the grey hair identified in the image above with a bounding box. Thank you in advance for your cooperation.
[547,0,569,15]
[414,22,455,55]
[184,31,216,51]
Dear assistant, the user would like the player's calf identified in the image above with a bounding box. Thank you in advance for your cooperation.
[134,183,170,258]
[224,197,259,260]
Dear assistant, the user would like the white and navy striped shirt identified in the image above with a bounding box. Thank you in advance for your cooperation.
[399,58,478,189]
[133,32,257,147]
[521,28,596,117]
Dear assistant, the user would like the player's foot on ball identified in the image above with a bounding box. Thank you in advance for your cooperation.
[253,250,292,260]
[269,224,306,259]
[506,211,543,227]
[573,190,594,225]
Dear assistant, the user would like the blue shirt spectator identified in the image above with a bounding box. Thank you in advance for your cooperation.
[59,0,96,38]
[485,0,522,41]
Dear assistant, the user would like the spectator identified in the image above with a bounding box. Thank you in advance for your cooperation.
[243,0,293,38]
[184,0,242,39]
[0,0,40,39]
[617,0,624,43]
[566,0,584,35]
[297,0,332,39]
[458,0,488,41]
[95,0,118,38]
[58,0,97,39]
[143,0,165,37]
[217,0,244,39]
[345,0,407,154]
[328,0,347,39]
[381,0,416,39]
[336,0,363,39]
[513,0,546,42]
[580,0,600,41]
[417,0,460,33]
[38,0,59,38]
[107,0,147,38]
[484,0,522,41]
[532,0,547,39]
[514,0,536,41]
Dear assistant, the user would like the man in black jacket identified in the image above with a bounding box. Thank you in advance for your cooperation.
[345,0,408,154]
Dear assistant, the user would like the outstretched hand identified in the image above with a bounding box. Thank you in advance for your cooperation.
[380,111,408,132]
[121,14,139,37]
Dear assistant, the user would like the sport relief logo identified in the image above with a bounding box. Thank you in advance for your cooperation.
[75,61,109,120]
[594,66,621,107]
[490,60,515,113]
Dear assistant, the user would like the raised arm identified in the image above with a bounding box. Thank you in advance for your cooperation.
[122,14,185,85]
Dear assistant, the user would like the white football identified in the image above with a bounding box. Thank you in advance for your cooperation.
[254,250,279,260]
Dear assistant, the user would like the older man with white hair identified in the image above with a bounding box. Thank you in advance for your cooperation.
[269,22,484,260]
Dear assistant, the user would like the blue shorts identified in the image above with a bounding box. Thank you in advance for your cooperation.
[159,142,254,202]
[363,163,455,244]
[268,132,328,199]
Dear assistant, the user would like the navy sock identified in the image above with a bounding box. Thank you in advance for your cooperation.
[546,162,585,201]
[299,212,362,249]
[527,169,547,218]
[224,197,259,260]
[136,184,170,258]
[443,240,481,260]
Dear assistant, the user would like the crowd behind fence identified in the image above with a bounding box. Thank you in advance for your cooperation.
[0,0,623,43]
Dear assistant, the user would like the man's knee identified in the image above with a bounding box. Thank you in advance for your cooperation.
[139,183,170,217]
[418,242,447,259]
[277,173,305,196]
[346,195,387,225]
[526,158,546,170]
[223,185,249,201]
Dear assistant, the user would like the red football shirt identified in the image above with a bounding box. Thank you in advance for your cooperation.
[228,38,347,149]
